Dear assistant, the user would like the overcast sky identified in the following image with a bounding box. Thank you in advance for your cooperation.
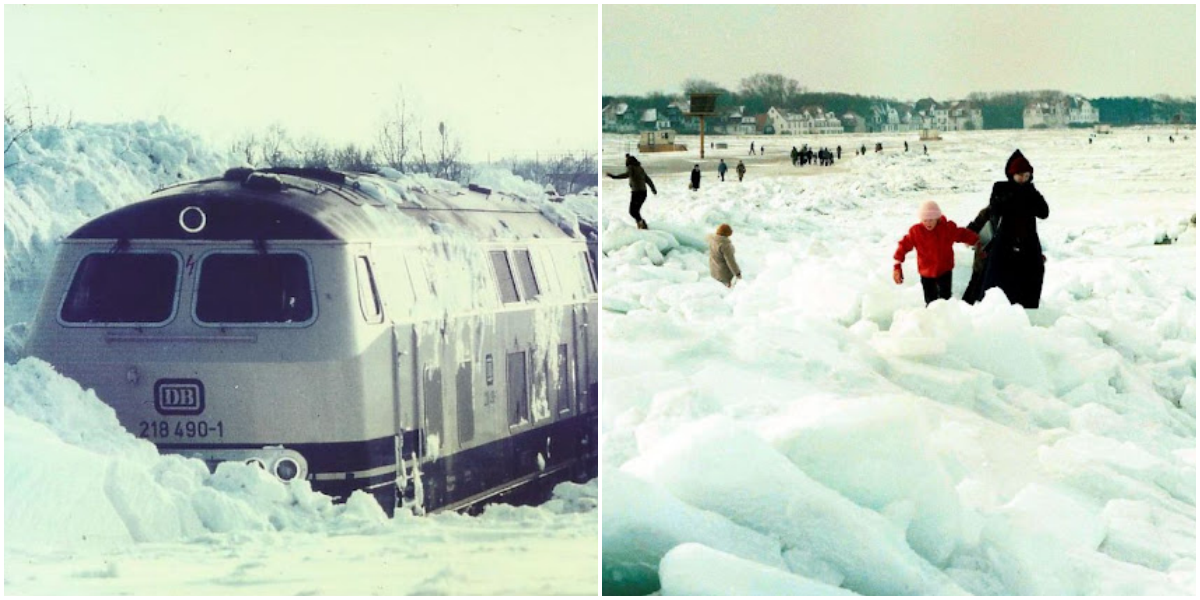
[5,5,598,161]
[604,5,1196,100]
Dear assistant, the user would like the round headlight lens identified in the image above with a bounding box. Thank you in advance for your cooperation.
[274,457,299,482]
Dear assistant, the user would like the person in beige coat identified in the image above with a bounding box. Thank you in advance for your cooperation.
[707,223,742,287]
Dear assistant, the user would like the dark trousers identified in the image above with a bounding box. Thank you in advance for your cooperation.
[629,190,648,225]
[920,271,952,305]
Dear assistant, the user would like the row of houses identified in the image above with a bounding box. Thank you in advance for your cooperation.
[603,99,987,135]
[1023,97,1100,128]
[604,96,1104,134]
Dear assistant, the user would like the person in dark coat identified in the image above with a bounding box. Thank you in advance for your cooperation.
[861,144,867,155]
[791,146,800,166]
[736,160,746,181]
[837,145,842,160]
[750,141,755,155]
[606,154,657,229]
[960,206,993,304]
[978,149,1049,307]
[690,164,701,191]
[717,159,728,181]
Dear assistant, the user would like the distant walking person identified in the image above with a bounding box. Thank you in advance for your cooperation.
[979,150,1049,308]
[750,141,755,155]
[736,160,746,182]
[861,144,867,155]
[708,223,742,288]
[606,153,657,230]
[837,145,842,160]
[893,200,979,305]
[760,145,765,156]
[923,144,928,155]
[905,141,909,152]
[717,158,728,181]
[690,164,701,191]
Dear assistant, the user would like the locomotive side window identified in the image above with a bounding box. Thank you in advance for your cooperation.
[490,251,520,304]
[355,256,383,323]
[61,253,179,324]
[456,361,474,443]
[514,249,540,300]
[195,253,314,324]
[507,351,529,426]
[424,368,444,456]
[556,344,572,414]
[582,252,596,293]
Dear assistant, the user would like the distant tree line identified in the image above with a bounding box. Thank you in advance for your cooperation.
[231,96,470,183]
[604,73,1197,130]
[499,151,598,195]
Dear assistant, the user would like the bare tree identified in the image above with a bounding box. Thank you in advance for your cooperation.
[433,121,468,181]
[739,73,805,109]
[4,85,38,165]
[332,143,376,172]
[230,133,259,166]
[259,123,292,167]
[376,96,413,172]
[295,136,332,169]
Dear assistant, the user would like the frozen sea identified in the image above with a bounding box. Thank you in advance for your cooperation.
[601,127,1196,595]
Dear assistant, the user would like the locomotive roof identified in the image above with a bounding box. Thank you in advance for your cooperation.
[68,168,579,243]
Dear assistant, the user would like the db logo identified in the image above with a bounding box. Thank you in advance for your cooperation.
[155,379,205,416]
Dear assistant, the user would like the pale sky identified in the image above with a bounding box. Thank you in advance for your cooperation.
[5,5,598,161]
[604,5,1196,100]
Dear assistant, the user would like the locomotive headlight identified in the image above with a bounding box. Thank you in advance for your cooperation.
[274,457,300,482]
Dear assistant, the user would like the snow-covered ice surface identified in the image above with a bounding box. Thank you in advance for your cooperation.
[601,128,1196,596]
[3,120,598,594]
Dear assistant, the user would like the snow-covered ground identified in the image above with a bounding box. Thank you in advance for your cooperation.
[3,120,598,594]
[601,127,1196,595]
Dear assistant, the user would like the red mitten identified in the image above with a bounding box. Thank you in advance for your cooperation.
[893,264,903,285]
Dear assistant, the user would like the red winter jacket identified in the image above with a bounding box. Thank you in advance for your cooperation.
[894,216,979,278]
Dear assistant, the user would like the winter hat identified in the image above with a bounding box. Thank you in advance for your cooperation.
[1004,149,1033,178]
[716,223,733,236]
[918,200,942,221]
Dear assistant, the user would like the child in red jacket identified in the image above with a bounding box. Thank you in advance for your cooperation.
[893,200,980,305]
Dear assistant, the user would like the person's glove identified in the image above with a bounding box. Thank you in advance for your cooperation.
[893,264,903,284]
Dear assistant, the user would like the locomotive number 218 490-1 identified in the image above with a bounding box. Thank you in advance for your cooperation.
[138,420,225,439]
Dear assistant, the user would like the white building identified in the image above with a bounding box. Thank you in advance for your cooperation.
[1024,98,1100,128]
[767,106,843,135]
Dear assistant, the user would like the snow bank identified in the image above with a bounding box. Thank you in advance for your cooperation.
[659,543,857,596]
[3,119,239,325]
[624,417,966,595]
[601,468,787,595]
[3,358,388,550]
[602,127,1195,595]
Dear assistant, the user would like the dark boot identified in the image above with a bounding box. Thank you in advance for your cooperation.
[637,220,648,230]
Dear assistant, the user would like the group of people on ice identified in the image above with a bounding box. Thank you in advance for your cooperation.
[609,148,1048,309]
[790,144,841,167]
